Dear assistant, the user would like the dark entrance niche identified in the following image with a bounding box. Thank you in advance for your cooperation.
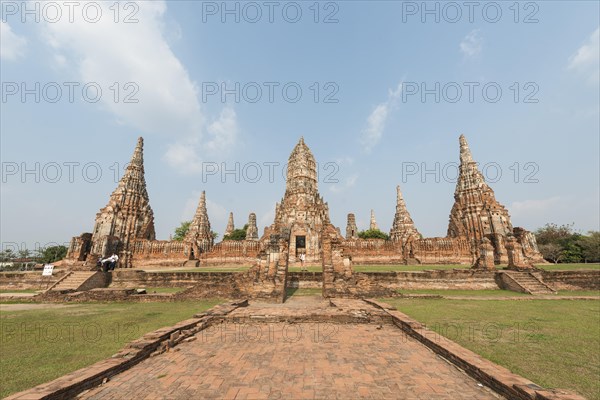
[296,235,306,249]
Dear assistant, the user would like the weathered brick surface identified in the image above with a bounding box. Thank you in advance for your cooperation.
[110,270,240,288]
[541,270,600,290]
[78,298,500,400]
[20,269,593,303]
[495,271,529,293]
[0,271,65,290]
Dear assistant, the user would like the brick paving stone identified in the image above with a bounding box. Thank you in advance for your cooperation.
[81,323,499,399]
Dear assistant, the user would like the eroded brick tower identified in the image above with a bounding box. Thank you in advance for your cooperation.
[90,137,156,267]
[390,185,421,244]
[185,191,214,258]
[448,135,513,263]
[264,137,339,262]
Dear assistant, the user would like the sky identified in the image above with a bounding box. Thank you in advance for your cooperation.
[1,0,599,252]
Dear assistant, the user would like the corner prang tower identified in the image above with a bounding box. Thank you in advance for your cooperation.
[90,137,155,266]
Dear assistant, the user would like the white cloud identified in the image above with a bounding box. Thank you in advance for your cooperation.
[163,106,239,174]
[568,27,599,85]
[460,29,483,58]
[206,199,228,227]
[1,22,27,61]
[52,54,67,69]
[41,1,204,137]
[360,81,403,153]
[37,1,238,172]
[164,141,204,174]
[205,107,239,153]
[334,156,354,166]
[510,196,563,216]
[329,174,358,194]
[509,195,600,232]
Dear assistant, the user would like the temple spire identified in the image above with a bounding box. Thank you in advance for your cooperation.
[245,213,259,240]
[130,137,144,169]
[224,212,235,237]
[459,134,475,165]
[448,134,512,240]
[369,209,379,231]
[390,185,420,243]
[267,137,337,262]
[185,191,213,251]
[90,136,155,266]
[346,213,358,239]
[285,137,318,194]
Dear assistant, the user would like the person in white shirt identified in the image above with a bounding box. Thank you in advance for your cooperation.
[101,254,119,272]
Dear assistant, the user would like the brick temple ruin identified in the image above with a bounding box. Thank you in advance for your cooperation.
[65,135,545,273]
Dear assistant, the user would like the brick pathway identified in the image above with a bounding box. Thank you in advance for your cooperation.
[80,298,499,399]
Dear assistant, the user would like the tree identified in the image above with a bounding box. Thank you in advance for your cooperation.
[537,243,563,264]
[561,236,583,263]
[0,249,15,262]
[534,223,586,263]
[578,232,600,263]
[17,249,31,259]
[224,225,248,241]
[173,221,191,241]
[38,245,68,263]
[534,224,600,264]
[535,223,575,245]
[358,229,390,240]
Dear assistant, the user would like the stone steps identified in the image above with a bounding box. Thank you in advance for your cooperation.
[507,272,556,294]
[51,271,98,292]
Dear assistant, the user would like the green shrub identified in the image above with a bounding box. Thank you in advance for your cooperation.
[223,225,248,241]
[357,229,390,240]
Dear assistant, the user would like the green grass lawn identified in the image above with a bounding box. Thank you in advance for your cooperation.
[382,298,600,399]
[354,264,475,272]
[557,290,600,296]
[536,263,600,271]
[397,289,528,297]
[0,300,223,398]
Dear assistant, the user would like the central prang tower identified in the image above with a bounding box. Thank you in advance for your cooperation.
[263,137,340,262]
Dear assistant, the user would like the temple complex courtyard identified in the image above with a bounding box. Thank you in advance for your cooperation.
[1,138,598,399]
[1,285,598,399]
[77,297,500,400]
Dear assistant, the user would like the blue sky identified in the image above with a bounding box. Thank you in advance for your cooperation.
[1,1,599,251]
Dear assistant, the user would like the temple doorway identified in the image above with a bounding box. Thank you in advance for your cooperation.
[295,235,306,257]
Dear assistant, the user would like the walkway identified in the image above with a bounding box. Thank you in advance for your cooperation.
[80,297,499,399]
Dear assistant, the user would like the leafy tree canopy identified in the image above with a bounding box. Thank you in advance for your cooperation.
[534,223,599,263]
[224,225,248,241]
[358,229,390,240]
[173,221,191,241]
[38,246,68,264]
